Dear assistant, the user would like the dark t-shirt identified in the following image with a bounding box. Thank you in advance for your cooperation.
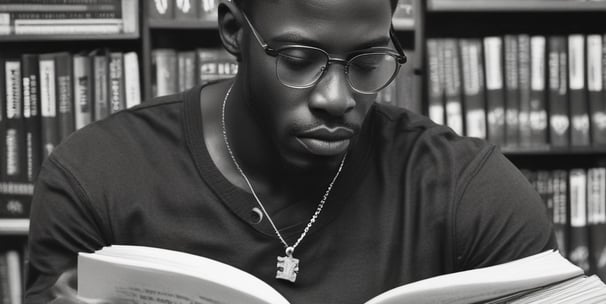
[25,82,557,303]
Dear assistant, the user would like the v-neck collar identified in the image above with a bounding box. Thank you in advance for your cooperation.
[183,81,375,245]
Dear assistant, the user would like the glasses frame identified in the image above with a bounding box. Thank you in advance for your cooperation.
[240,11,408,94]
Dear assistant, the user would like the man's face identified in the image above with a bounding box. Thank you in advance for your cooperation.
[239,0,394,169]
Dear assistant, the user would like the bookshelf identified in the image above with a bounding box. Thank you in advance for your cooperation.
[422,0,606,280]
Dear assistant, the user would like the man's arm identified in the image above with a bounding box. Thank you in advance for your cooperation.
[452,148,558,271]
[26,156,108,303]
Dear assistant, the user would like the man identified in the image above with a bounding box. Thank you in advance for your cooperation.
[26,0,557,303]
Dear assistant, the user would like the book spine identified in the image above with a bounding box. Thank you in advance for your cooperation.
[484,36,506,146]
[149,0,174,20]
[177,51,196,92]
[39,54,59,158]
[109,52,125,113]
[518,34,533,148]
[460,39,486,139]
[548,36,570,149]
[3,59,25,184]
[198,0,218,20]
[589,35,606,146]
[504,35,519,148]
[529,36,548,148]
[123,51,141,109]
[5,250,21,304]
[54,52,74,143]
[553,170,569,257]
[174,0,198,20]
[93,52,109,121]
[427,39,445,125]
[569,168,590,272]
[73,54,92,130]
[21,53,42,182]
[442,39,464,135]
[152,49,178,97]
[569,34,591,147]
[587,168,606,281]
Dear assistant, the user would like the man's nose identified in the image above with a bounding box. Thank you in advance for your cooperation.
[308,64,356,117]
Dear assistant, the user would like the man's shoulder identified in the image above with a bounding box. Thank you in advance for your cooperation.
[49,91,189,170]
[370,103,493,178]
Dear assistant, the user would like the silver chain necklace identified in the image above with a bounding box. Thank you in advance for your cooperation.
[221,83,346,283]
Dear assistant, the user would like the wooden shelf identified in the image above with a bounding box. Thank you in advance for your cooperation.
[429,0,606,12]
[148,19,218,30]
[0,33,140,42]
[0,219,29,235]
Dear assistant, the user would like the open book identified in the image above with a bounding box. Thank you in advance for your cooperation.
[78,247,606,304]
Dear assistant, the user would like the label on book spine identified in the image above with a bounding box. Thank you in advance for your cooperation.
[569,35,585,90]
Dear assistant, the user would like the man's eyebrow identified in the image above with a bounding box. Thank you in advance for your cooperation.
[269,32,390,50]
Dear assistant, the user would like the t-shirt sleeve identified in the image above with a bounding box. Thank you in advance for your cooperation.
[25,156,108,303]
[453,147,558,271]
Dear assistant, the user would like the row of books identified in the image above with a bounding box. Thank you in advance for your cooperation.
[522,167,606,281]
[428,34,606,150]
[0,0,138,36]
[0,249,21,304]
[152,47,238,97]
[149,0,218,21]
[0,50,141,219]
[148,0,415,27]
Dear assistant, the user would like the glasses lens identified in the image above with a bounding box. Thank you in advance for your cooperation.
[276,47,327,88]
[348,53,399,93]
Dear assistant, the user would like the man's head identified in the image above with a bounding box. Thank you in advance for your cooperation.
[218,0,402,170]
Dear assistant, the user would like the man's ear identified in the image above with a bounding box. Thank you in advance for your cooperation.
[218,1,244,61]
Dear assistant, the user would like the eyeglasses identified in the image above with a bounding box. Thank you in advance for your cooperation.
[241,12,407,94]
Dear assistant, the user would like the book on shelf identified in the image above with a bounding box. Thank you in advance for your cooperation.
[123,51,141,109]
[517,34,533,148]
[0,250,22,304]
[1,0,137,35]
[78,247,606,304]
[38,53,59,159]
[504,35,520,147]
[55,52,75,142]
[149,0,175,20]
[484,36,506,146]
[590,34,606,146]
[459,38,486,139]
[569,169,591,273]
[529,36,548,148]
[442,38,464,135]
[426,39,445,125]
[552,169,569,258]
[21,53,42,183]
[392,0,414,29]
[198,0,219,21]
[547,36,570,149]
[588,168,606,280]
[151,49,178,97]
[91,49,110,122]
[109,52,126,114]
[175,0,199,20]
[177,51,196,93]
[73,53,93,131]
[569,34,591,147]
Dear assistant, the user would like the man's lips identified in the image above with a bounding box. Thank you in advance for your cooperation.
[296,125,355,156]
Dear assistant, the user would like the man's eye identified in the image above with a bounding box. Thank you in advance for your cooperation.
[279,53,316,69]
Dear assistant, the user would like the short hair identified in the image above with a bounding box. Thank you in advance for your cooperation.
[233,0,399,13]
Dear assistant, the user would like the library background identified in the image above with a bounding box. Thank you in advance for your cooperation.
[0,0,605,302]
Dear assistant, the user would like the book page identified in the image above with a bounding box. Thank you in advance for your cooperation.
[365,250,583,304]
[78,246,289,304]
